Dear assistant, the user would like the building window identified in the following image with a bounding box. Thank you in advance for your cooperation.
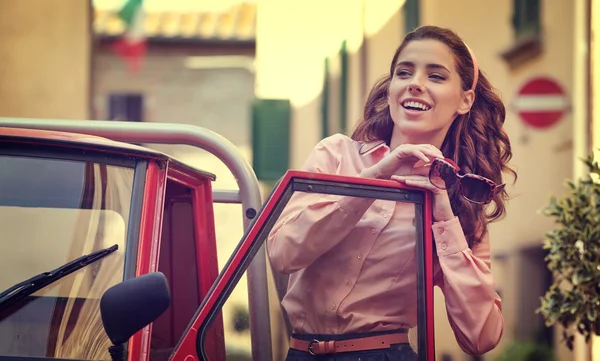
[500,0,542,68]
[512,0,541,40]
[108,93,143,122]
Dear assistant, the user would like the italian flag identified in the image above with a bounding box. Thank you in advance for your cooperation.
[112,0,145,73]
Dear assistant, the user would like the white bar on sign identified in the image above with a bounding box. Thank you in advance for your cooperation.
[513,95,568,111]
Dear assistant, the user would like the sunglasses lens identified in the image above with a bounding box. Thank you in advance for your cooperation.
[429,160,457,189]
[461,176,491,203]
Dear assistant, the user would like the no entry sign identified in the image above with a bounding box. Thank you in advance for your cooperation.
[513,77,569,129]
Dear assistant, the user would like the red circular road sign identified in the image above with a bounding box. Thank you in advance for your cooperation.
[513,77,569,129]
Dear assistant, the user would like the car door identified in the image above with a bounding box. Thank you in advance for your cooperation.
[169,170,436,361]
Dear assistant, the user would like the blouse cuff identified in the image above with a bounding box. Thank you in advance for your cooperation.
[432,216,469,257]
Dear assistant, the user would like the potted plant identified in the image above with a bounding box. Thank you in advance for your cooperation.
[537,153,600,350]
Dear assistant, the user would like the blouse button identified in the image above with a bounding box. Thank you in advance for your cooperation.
[441,243,448,250]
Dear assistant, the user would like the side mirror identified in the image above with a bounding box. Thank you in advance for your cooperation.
[100,272,171,361]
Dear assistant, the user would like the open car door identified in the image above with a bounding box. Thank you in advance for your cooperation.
[171,170,436,361]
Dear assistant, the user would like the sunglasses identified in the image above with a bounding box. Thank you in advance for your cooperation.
[428,158,505,205]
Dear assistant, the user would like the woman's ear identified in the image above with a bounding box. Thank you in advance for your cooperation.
[457,89,475,115]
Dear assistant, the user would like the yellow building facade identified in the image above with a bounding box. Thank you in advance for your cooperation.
[0,0,92,119]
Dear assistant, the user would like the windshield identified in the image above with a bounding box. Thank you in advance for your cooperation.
[0,154,134,360]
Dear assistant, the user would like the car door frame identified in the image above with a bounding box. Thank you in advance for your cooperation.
[171,170,436,361]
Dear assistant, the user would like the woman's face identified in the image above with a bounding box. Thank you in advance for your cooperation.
[387,39,474,142]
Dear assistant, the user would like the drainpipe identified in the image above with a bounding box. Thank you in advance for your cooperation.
[572,0,592,357]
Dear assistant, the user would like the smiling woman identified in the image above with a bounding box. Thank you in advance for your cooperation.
[267,25,516,361]
[354,25,515,247]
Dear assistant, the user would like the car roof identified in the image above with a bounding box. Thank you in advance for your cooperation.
[0,127,216,181]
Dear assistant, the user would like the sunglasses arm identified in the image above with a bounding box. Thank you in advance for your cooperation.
[493,183,506,195]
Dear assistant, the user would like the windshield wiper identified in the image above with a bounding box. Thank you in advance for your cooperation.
[0,244,118,310]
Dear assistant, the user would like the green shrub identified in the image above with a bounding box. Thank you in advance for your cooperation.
[537,153,600,350]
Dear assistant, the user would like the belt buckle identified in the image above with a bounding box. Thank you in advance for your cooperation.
[307,339,320,356]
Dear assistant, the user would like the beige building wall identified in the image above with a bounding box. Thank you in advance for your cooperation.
[592,0,600,153]
[363,3,404,105]
[0,0,91,119]
[588,0,599,359]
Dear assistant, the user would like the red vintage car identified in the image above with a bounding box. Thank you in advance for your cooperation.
[0,118,436,361]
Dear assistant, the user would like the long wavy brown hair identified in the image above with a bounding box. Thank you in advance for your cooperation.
[351,25,516,247]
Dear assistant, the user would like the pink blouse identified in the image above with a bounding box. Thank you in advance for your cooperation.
[266,133,503,355]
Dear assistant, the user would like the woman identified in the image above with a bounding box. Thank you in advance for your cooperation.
[267,25,515,360]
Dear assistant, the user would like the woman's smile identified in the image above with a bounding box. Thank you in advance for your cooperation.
[400,98,433,119]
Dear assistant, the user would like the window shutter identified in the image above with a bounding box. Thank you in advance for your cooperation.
[251,99,291,182]
[512,0,540,39]
[321,58,330,139]
[404,0,420,34]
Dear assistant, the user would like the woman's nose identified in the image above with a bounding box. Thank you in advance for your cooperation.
[408,82,424,93]
[407,73,425,93]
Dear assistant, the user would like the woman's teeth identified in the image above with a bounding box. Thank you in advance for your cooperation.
[402,101,431,111]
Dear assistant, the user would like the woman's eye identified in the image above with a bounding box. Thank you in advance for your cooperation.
[396,70,411,77]
[429,74,445,80]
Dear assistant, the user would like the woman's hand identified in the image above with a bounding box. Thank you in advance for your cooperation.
[358,143,455,222]
[391,173,455,222]
[359,144,444,180]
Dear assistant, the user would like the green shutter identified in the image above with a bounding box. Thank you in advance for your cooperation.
[251,99,291,182]
[321,58,330,139]
[321,41,348,138]
[512,0,520,29]
[340,40,348,134]
[513,0,540,39]
[404,0,420,34]
[524,0,540,25]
